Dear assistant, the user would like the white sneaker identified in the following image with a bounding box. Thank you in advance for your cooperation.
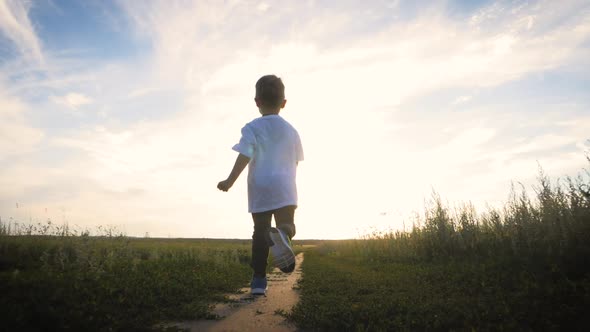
[268,227,295,273]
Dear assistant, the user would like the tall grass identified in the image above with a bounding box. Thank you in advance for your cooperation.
[0,217,108,237]
[331,161,590,274]
[293,161,590,330]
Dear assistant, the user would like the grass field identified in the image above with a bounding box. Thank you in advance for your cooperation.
[0,233,253,331]
[1,163,589,331]
[292,165,590,331]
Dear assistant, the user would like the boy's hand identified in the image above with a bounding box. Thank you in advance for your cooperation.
[217,154,250,192]
[218,153,250,192]
[217,179,233,192]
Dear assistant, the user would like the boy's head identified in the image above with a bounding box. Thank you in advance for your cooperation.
[255,75,286,115]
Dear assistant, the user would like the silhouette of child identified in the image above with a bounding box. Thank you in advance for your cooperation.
[217,75,303,295]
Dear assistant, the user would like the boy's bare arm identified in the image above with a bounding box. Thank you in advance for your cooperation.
[217,153,251,192]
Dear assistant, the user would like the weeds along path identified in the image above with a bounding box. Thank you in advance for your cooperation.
[172,253,303,332]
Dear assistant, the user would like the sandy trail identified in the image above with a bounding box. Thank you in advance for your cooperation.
[172,253,304,332]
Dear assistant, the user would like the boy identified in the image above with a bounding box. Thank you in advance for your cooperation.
[217,75,304,295]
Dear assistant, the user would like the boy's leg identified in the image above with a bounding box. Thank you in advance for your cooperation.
[273,205,296,240]
[269,205,297,273]
[251,211,272,278]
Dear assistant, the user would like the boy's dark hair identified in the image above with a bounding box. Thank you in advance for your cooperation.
[255,75,285,108]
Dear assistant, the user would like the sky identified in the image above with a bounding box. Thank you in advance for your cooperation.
[0,0,589,239]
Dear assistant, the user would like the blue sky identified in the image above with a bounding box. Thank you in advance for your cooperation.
[1,0,589,239]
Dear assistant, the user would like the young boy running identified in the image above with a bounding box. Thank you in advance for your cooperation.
[217,75,304,295]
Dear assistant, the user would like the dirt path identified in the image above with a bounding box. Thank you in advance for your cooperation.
[172,253,304,332]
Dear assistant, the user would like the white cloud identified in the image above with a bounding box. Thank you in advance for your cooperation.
[146,1,588,105]
[50,92,93,109]
[0,92,43,159]
[127,87,160,99]
[452,95,472,105]
[0,0,43,63]
[257,2,269,12]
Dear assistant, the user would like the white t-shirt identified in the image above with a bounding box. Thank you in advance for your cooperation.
[232,114,304,213]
